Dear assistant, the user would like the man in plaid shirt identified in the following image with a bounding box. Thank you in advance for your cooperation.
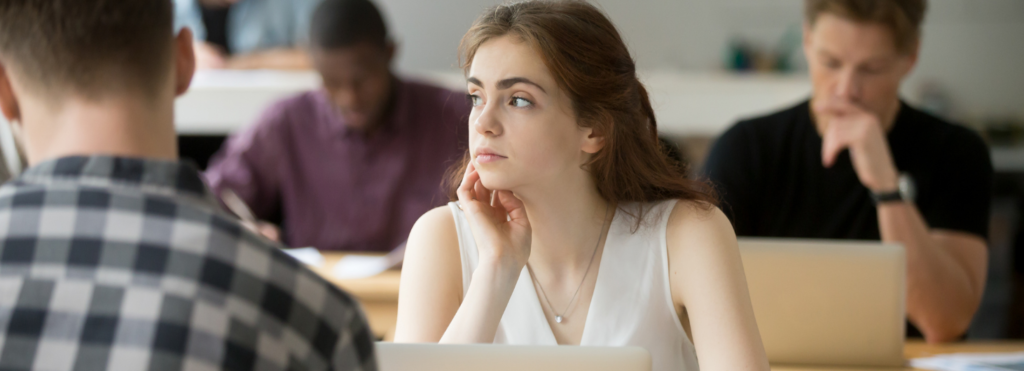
[0,1,376,370]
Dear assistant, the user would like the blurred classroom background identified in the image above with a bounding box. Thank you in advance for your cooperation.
[181,0,1023,340]
[4,0,1018,340]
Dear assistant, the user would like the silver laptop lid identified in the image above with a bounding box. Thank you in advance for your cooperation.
[739,238,906,367]
[375,343,651,371]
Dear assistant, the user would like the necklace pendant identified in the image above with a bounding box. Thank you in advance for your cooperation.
[555,315,563,323]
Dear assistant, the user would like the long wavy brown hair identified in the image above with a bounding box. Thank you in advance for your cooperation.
[447,0,717,226]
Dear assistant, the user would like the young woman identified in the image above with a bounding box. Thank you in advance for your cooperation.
[393,1,769,370]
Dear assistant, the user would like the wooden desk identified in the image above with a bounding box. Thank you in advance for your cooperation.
[309,253,1024,368]
[309,253,401,340]
[772,341,1024,370]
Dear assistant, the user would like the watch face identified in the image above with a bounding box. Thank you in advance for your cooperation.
[898,173,916,203]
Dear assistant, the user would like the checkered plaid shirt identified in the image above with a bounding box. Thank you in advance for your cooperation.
[0,156,376,371]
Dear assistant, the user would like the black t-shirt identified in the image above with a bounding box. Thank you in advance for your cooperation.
[702,100,993,337]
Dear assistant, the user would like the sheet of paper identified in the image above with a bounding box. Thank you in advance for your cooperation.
[282,247,326,267]
[911,352,1024,371]
[333,255,392,280]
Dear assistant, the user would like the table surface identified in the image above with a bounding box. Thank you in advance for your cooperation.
[309,253,401,339]
[773,341,1024,370]
[312,253,1024,370]
[310,252,401,300]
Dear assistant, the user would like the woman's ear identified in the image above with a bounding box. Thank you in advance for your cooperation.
[580,126,606,154]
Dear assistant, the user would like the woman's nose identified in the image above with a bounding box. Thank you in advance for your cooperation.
[473,103,503,136]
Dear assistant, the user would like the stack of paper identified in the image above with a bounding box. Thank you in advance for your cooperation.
[281,245,405,279]
[912,352,1024,371]
[281,247,326,267]
[332,255,393,279]
[333,244,405,279]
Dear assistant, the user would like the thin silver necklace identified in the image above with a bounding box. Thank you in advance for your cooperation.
[527,204,611,324]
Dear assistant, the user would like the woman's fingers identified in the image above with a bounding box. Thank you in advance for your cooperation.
[490,191,509,220]
[458,162,501,220]
[458,162,518,227]
[497,190,529,226]
[473,178,491,207]
[457,164,480,204]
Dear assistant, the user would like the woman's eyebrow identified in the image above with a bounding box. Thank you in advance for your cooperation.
[497,77,546,93]
[466,76,547,93]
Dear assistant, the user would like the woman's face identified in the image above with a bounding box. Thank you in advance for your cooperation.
[466,35,599,192]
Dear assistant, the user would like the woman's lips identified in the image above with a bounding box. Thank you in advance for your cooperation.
[475,154,506,164]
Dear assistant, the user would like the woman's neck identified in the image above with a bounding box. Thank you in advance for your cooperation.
[515,171,612,277]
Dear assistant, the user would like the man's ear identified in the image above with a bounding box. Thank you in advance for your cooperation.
[900,38,921,78]
[174,27,197,97]
[0,62,21,123]
[581,126,606,154]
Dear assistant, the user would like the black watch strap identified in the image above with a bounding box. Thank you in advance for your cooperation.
[871,190,903,204]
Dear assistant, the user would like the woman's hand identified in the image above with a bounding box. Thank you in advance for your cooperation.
[456,162,532,270]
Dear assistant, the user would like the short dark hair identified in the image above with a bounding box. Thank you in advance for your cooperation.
[805,0,927,54]
[310,0,389,50]
[0,0,175,98]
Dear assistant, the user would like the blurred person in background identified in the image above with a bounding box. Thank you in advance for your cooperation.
[174,0,321,69]
[205,0,470,252]
[703,0,992,343]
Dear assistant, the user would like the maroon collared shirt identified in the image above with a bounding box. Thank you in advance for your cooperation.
[205,78,470,251]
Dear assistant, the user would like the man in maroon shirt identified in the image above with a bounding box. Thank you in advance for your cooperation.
[205,0,470,252]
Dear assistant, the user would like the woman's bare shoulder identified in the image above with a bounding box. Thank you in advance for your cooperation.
[666,199,735,238]
[402,204,464,301]
[664,199,740,268]
[416,204,458,230]
[394,205,464,342]
[407,205,460,256]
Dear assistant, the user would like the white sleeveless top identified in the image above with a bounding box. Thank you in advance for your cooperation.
[450,200,699,371]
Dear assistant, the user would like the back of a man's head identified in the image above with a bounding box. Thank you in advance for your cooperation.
[311,0,389,50]
[0,0,174,100]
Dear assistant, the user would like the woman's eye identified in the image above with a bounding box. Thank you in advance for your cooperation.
[467,94,483,107]
[510,96,533,108]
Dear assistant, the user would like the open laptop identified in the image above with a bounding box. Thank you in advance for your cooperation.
[374,343,651,371]
[739,238,906,367]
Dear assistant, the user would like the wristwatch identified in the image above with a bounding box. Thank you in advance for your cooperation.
[871,173,916,205]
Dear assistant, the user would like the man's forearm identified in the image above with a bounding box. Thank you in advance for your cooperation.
[877,202,986,342]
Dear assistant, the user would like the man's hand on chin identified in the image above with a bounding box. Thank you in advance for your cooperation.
[815,97,900,193]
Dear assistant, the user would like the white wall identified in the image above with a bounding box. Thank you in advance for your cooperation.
[376,0,1024,122]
